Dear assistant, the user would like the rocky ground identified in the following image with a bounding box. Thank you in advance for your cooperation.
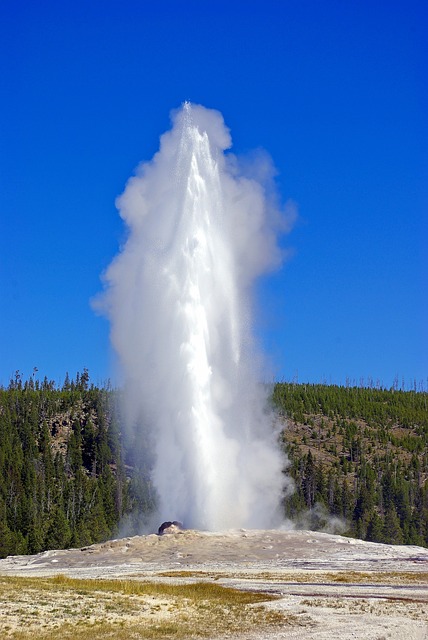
[1,529,428,639]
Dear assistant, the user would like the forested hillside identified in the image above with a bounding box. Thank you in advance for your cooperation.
[0,371,143,558]
[1,374,427,559]
[273,382,428,546]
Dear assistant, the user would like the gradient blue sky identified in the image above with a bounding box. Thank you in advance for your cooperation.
[1,0,427,388]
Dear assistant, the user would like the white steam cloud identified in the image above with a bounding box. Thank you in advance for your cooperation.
[97,103,294,530]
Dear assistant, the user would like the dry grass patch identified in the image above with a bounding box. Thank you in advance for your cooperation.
[322,571,428,585]
[157,569,428,585]
[0,575,294,640]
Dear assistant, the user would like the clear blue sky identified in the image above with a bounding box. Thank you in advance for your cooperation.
[1,0,427,388]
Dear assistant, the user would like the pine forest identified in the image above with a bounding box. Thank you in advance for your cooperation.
[1,372,427,558]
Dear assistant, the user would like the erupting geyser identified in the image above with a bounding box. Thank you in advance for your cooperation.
[99,103,293,530]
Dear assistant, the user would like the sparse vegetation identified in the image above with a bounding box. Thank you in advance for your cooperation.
[0,575,289,639]
[156,569,428,585]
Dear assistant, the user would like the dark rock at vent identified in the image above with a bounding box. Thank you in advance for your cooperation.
[158,520,184,535]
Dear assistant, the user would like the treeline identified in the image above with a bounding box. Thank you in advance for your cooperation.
[274,382,428,546]
[0,370,151,558]
[1,375,427,559]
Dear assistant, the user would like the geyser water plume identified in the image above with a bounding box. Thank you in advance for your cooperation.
[98,103,293,530]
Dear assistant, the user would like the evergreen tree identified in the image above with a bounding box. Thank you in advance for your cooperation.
[382,505,404,544]
[366,511,383,542]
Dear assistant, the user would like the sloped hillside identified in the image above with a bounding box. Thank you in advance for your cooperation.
[274,382,428,545]
[1,374,427,559]
[0,371,132,557]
